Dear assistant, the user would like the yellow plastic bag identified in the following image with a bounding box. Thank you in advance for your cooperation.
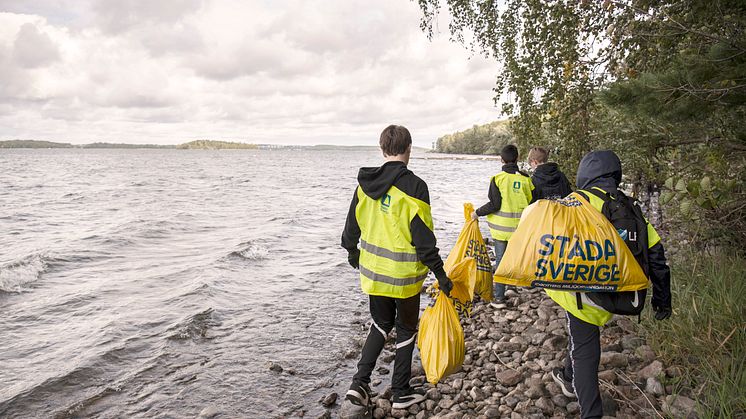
[444,203,492,302]
[417,291,464,385]
[494,193,649,292]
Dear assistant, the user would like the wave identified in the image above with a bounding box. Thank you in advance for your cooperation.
[227,242,268,261]
[0,253,48,293]
[166,308,220,341]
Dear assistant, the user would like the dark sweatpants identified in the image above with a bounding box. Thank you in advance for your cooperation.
[563,311,603,419]
[353,293,419,396]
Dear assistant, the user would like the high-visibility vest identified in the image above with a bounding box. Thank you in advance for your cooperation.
[485,172,534,241]
[545,187,662,326]
[356,185,433,298]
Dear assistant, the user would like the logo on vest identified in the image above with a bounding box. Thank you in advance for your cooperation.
[381,194,391,213]
[512,181,521,190]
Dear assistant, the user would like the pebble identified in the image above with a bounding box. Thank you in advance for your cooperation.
[495,369,523,386]
[637,360,664,379]
[268,362,283,373]
[305,289,686,418]
[319,392,337,407]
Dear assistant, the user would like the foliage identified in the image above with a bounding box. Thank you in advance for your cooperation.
[417,0,746,246]
[0,140,73,148]
[642,251,746,417]
[435,120,513,154]
[176,140,258,150]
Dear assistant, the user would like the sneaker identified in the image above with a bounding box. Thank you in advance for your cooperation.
[340,382,372,419]
[490,297,507,309]
[551,368,576,398]
[392,387,426,409]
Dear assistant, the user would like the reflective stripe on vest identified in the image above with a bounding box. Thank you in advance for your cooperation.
[485,172,534,241]
[355,185,432,298]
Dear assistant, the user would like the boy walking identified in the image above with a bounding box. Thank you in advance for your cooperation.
[546,150,672,418]
[528,146,573,199]
[340,125,453,417]
[472,145,534,307]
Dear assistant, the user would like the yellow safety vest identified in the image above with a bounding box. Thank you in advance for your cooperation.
[546,187,662,326]
[356,185,433,298]
[485,172,534,241]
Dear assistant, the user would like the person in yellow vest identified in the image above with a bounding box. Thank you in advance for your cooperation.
[546,150,672,419]
[340,125,453,416]
[471,144,534,308]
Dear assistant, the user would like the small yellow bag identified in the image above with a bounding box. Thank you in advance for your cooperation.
[417,291,464,384]
[444,203,492,301]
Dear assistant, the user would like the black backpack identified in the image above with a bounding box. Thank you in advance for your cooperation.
[576,188,649,316]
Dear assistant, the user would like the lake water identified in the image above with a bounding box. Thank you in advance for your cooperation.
[0,149,500,418]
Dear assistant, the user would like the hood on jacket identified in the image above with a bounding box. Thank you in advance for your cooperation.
[576,150,622,191]
[533,162,564,185]
[357,161,410,199]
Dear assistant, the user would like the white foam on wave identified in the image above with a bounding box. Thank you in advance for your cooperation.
[0,253,47,292]
[236,244,268,261]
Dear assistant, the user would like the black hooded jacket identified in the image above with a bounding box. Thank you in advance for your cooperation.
[576,151,672,310]
[341,161,448,282]
[531,162,573,200]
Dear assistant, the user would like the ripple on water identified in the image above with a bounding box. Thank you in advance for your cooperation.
[226,242,269,262]
[0,253,49,293]
[166,308,221,341]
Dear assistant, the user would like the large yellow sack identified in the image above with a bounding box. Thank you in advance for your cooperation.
[417,290,465,385]
[494,193,648,292]
[444,203,492,302]
[419,257,475,384]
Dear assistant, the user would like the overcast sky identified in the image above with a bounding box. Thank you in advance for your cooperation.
[0,0,501,146]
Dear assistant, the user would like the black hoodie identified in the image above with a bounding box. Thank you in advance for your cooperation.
[531,162,573,200]
[341,161,448,281]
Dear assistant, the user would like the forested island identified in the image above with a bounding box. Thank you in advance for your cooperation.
[434,120,513,155]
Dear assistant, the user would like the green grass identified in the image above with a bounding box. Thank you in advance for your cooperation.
[641,250,746,418]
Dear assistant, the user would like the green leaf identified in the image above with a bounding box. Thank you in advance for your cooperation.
[664,177,675,190]
[680,199,693,217]
[675,178,687,192]
[700,176,712,192]
[686,181,700,198]
[660,191,675,205]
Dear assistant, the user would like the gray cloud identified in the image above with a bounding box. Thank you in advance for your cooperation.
[12,23,60,68]
[0,0,501,145]
[91,0,203,34]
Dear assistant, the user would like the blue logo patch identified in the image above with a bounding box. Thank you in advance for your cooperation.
[381,194,391,213]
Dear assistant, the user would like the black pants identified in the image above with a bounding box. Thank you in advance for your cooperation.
[563,311,603,419]
[352,293,419,396]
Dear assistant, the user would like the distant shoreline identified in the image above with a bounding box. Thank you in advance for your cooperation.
[0,140,431,152]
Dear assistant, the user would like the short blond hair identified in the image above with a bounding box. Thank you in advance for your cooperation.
[528,147,549,164]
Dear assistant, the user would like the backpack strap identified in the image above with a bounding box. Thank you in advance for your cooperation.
[586,187,612,201]
[576,190,590,202]
[576,292,583,310]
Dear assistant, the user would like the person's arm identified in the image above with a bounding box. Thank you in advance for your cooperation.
[475,179,502,217]
[648,242,672,319]
[410,214,452,294]
[341,188,361,268]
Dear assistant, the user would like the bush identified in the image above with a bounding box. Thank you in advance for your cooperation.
[642,251,746,417]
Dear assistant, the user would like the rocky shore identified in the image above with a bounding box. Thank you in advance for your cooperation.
[312,287,698,418]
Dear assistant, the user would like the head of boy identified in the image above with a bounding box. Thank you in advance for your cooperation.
[528,147,549,169]
[500,144,519,164]
[380,125,412,164]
